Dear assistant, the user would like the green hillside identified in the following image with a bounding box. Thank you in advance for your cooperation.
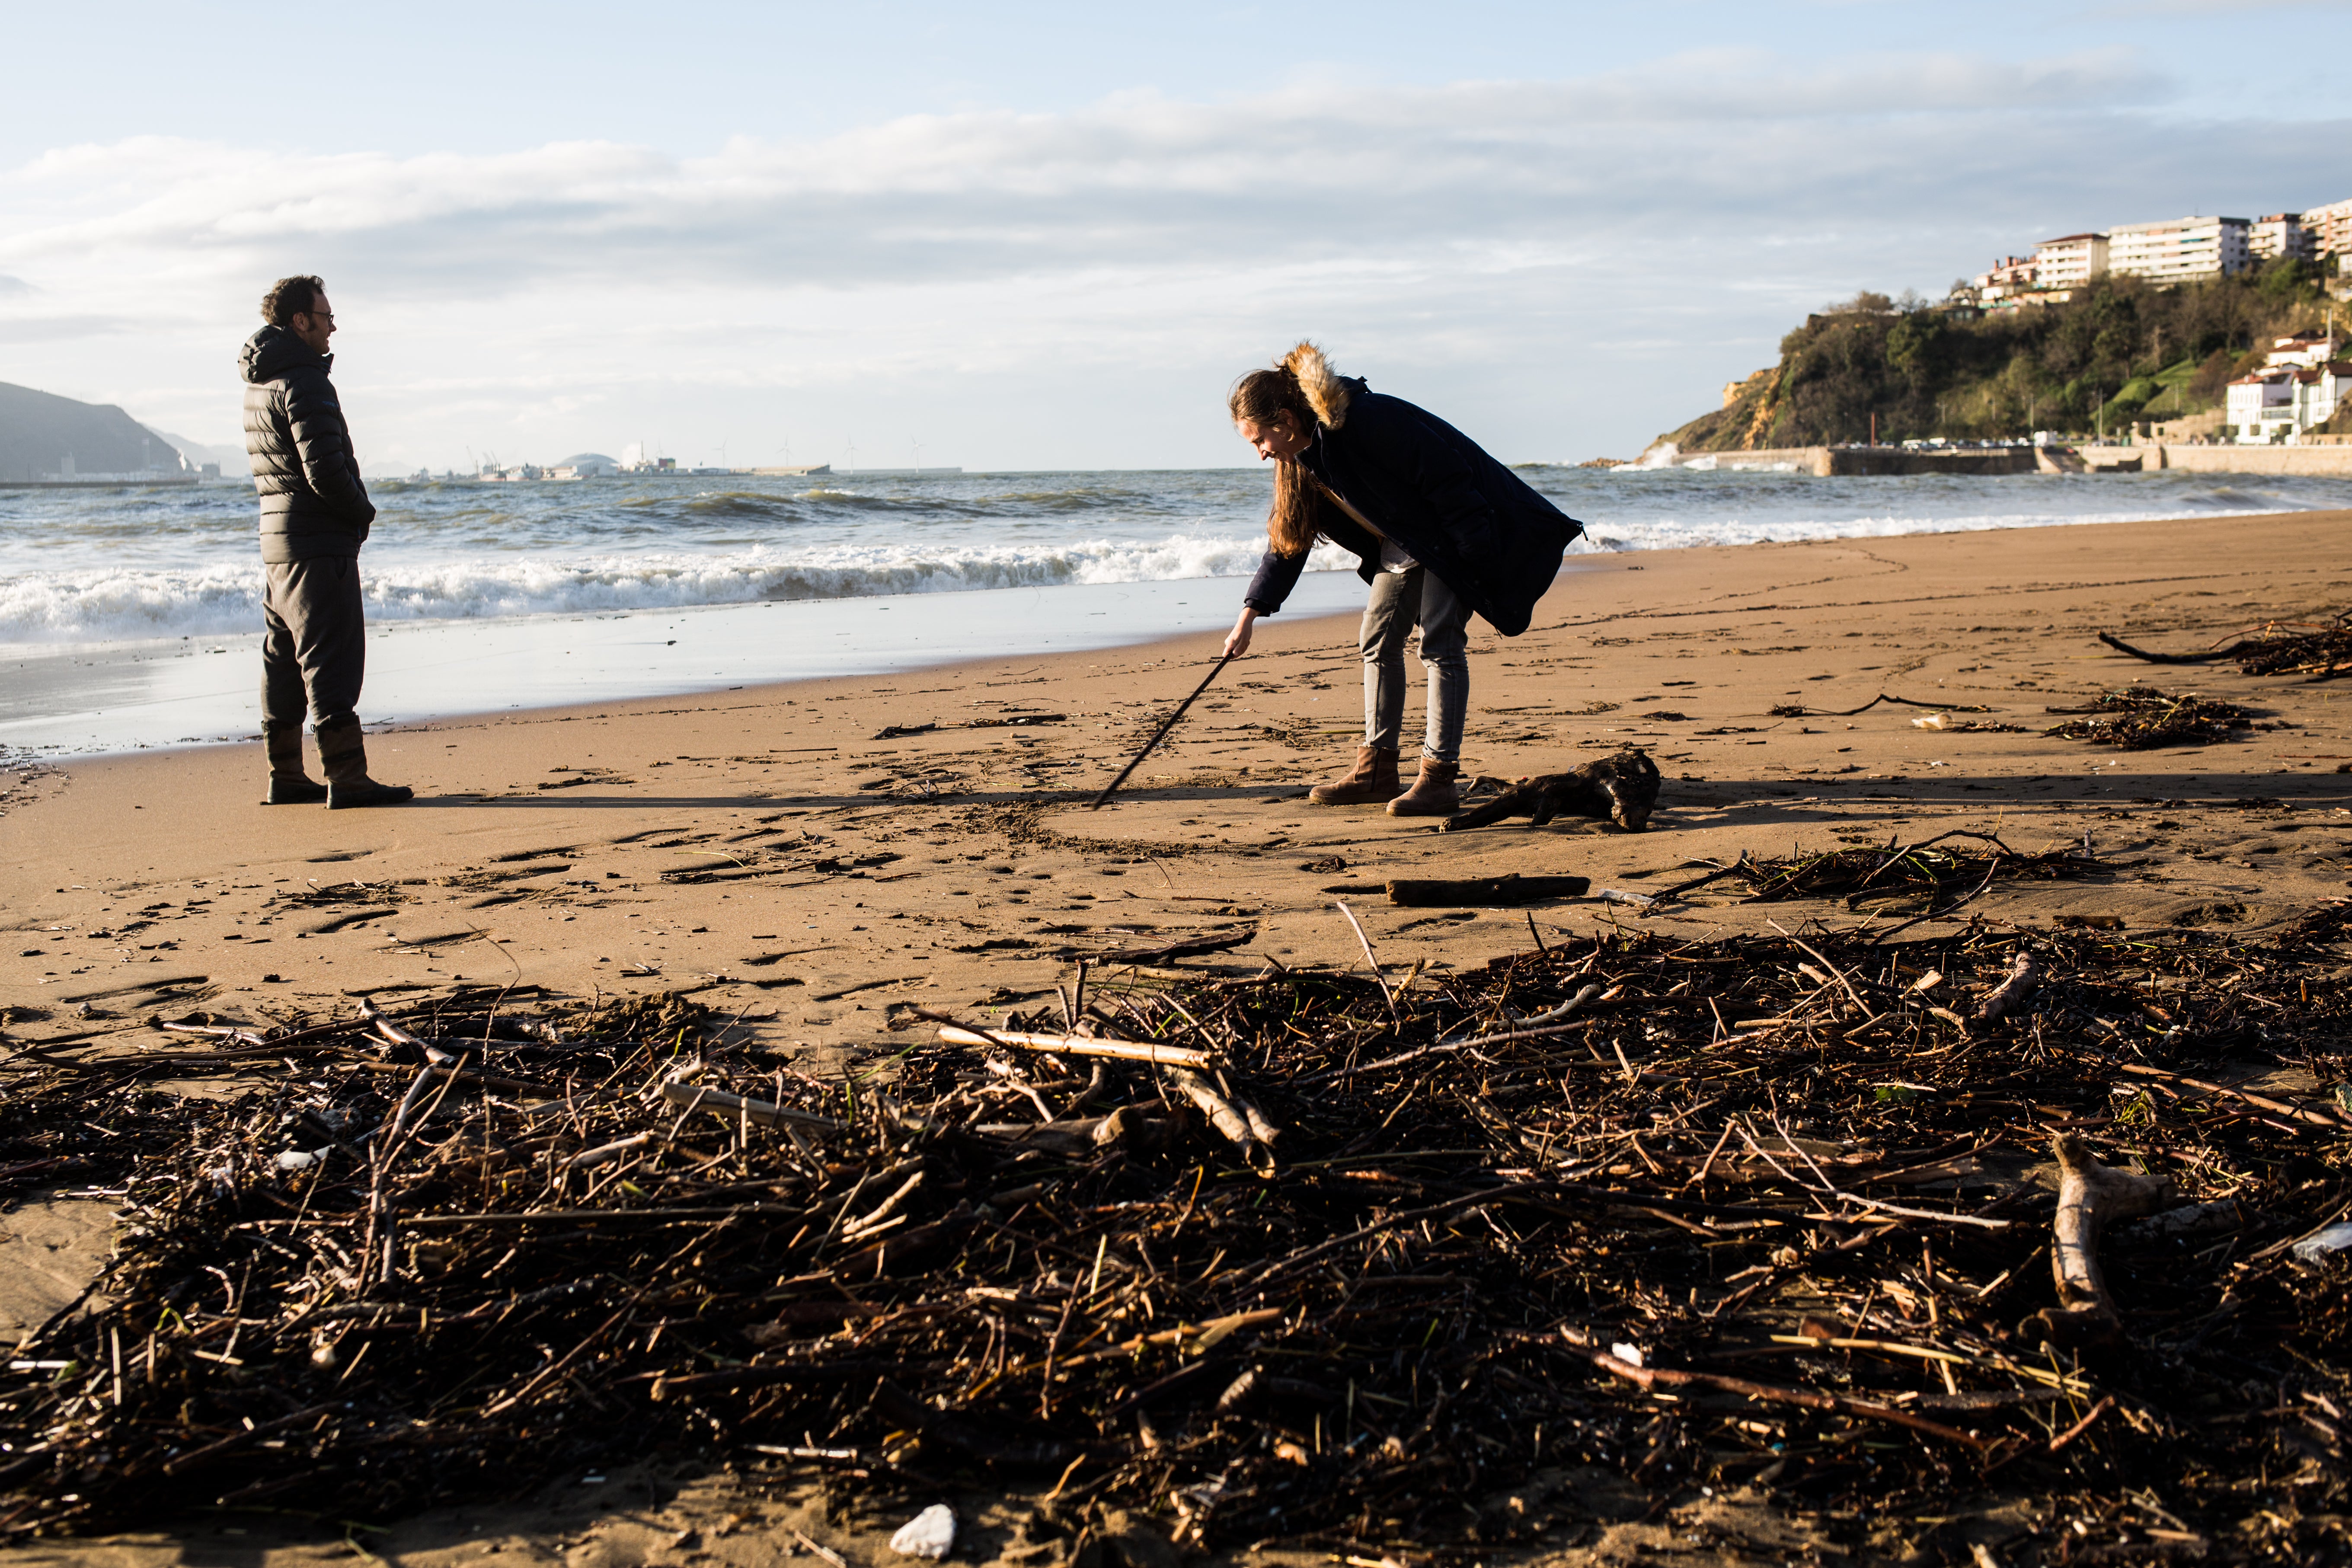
[1660,258,2340,452]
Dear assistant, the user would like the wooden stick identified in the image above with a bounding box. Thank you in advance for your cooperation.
[2046,1394,2116,1455]
[1334,899,1398,1023]
[2059,1047,2351,1131]
[1171,1067,1276,1175]
[159,1017,364,1049]
[1584,1349,1982,1450]
[1088,650,1234,809]
[1076,929,1256,967]
[933,1025,1213,1070]
[659,1078,846,1132]
[2019,1133,2174,1349]
[362,998,457,1064]
[2097,630,2222,664]
[1384,874,1591,907]
[1971,952,2040,1025]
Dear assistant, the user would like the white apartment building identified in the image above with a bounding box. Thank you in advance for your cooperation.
[2249,213,2315,263]
[1969,255,2038,300]
[2033,232,2108,288]
[2228,360,2352,442]
[2305,198,2352,259]
[2107,216,2251,284]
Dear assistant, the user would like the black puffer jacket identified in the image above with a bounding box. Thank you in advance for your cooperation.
[1240,377,1582,637]
[240,324,374,562]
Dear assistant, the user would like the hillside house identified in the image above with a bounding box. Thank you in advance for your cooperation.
[2228,361,2352,442]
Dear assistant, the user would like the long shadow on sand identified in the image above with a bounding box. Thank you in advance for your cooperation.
[399,786,1310,811]
[393,767,2348,823]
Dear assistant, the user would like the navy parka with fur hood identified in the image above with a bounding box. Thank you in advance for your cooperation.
[1239,353,1582,638]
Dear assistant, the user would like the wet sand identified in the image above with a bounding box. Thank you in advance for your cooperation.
[4,508,2350,1565]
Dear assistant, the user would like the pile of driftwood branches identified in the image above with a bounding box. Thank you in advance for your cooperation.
[2042,687,2254,749]
[5,910,2352,1562]
[1647,830,2104,924]
[2102,613,2352,681]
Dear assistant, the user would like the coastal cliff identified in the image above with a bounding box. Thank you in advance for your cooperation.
[1654,262,2339,454]
[0,380,197,482]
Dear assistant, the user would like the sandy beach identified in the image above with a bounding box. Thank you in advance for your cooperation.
[5,508,2351,1565]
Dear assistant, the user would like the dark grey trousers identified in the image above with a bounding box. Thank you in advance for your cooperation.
[1361,565,1470,763]
[260,556,366,731]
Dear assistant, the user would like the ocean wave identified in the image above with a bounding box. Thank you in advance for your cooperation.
[1562,504,2219,553]
[0,532,1329,643]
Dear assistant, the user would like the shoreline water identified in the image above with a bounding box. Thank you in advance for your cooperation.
[0,569,1378,757]
[9,462,2352,756]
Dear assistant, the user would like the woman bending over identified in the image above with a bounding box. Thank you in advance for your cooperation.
[1224,342,1584,815]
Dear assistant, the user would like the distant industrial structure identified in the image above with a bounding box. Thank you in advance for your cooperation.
[452,447,847,482]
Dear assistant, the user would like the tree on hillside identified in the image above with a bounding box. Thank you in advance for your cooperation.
[1656,268,2337,453]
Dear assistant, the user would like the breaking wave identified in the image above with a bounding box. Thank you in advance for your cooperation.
[0,533,1347,644]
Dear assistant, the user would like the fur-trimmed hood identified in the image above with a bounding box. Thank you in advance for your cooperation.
[1239,377,1585,637]
[1281,341,1352,430]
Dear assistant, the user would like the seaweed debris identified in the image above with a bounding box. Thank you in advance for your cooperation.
[2042,687,2254,749]
[1655,830,2102,916]
[6,920,2352,1563]
[2100,614,2352,680]
[1766,693,1992,720]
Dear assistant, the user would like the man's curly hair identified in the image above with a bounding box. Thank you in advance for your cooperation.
[260,275,327,326]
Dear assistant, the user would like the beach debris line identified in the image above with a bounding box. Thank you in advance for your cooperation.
[1909,712,2027,733]
[872,714,1068,741]
[5,914,2352,1559]
[2041,687,2255,749]
[2099,612,2352,680]
[1644,828,2102,914]
[1767,693,1994,719]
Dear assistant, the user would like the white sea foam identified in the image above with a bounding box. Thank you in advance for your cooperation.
[0,533,1353,644]
[1561,505,2218,555]
[10,463,2351,648]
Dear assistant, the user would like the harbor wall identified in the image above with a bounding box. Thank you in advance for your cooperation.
[1664,443,2352,479]
[2145,444,2352,476]
[1666,446,2036,476]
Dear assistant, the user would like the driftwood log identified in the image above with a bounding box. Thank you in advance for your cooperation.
[1384,874,1591,907]
[1970,952,2040,1025]
[1441,748,1660,833]
[2020,1133,2177,1349]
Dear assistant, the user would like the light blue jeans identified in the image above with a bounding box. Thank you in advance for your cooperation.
[1360,566,1468,763]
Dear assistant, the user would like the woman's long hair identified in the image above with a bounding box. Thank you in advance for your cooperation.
[1230,342,1353,558]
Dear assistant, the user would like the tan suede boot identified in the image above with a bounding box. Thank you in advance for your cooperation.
[1386,757,1461,817]
[317,717,415,810]
[1307,745,1401,806]
[260,724,328,805]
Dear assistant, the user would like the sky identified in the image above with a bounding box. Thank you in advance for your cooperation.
[2,0,2348,473]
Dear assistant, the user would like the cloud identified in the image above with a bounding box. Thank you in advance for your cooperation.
[0,49,2188,293]
[0,49,2343,465]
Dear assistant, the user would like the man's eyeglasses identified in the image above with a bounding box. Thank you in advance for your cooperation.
[298,309,336,324]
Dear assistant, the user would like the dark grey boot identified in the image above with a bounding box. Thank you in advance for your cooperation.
[317,717,414,810]
[261,724,328,805]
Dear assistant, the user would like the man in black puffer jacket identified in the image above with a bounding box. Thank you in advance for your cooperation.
[241,275,409,808]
